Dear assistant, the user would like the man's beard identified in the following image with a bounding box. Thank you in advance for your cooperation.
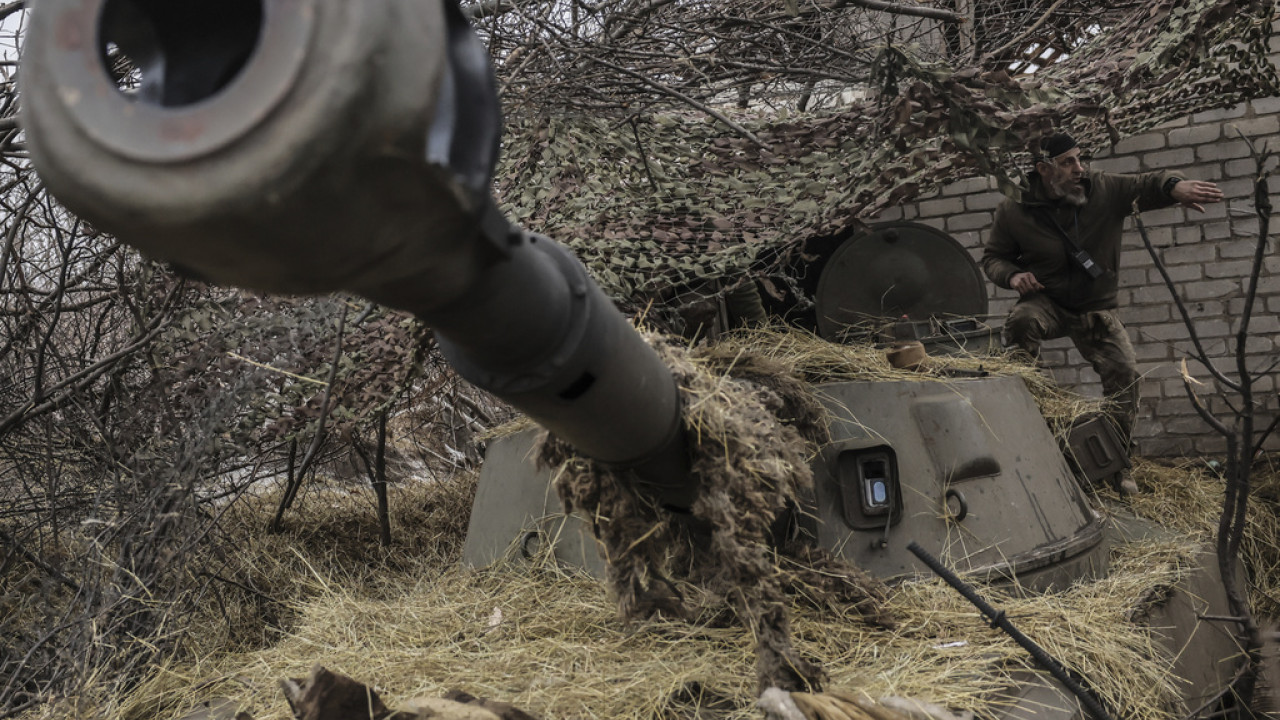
[1049,174,1088,207]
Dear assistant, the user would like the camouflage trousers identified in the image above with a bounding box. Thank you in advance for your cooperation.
[1003,293,1140,446]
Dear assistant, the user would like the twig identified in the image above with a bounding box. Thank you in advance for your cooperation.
[838,0,963,23]
[269,306,349,531]
[225,352,329,386]
[575,48,771,149]
[0,527,80,592]
[629,115,660,193]
[979,0,1070,64]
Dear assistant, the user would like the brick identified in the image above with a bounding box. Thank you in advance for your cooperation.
[1224,158,1259,179]
[1158,264,1202,282]
[1161,378,1198,398]
[1134,344,1171,362]
[1195,436,1229,455]
[1255,274,1280,293]
[1232,216,1262,237]
[1192,319,1233,338]
[1136,205,1186,227]
[1207,395,1242,418]
[1192,103,1248,123]
[1253,374,1276,394]
[1138,436,1196,456]
[1161,243,1216,264]
[1188,199,1228,220]
[918,217,945,232]
[1041,348,1069,366]
[1154,116,1189,130]
[1264,255,1280,274]
[1168,125,1223,147]
[1074,379,1104,394]
[1251,96,1280,114]
[1226,115,1280,140]
[988,297,1016,317]
[1166,415,1214,434]
[875,206,905,222]
[1185,300,1225,317]
[1197,140,1253,162]
[947,211,993,232]
[1143,322,1193,341]
[942,176,995,196]
[1203,221,1233,240]
[1183,279,1240,300]
[1124,304,1173,323]
[1144,148,1197,170]
[1155,395,1198,415]
[1262,430,1280,453]
[951,230,983,249]
[1129,284,1177,304]
[1245,334,1276,353]
[1208,353,1248,375]
[1179,162,1224,180]
[1090,156,1141,173]
[1172,225,1202,245]
[919,196,965,217]
[1052,367,1082,384]
[1120,248,1157,270]
[1205,259,1256,278]
[1124,226,1172,251]
[1114,133,1166,154]
[1217,178,1258,198]
[1268,296,1280,313]
[1147,364,1192,383]
[1227,297,1252,315]
[965,191,1003,211]
[1119,267,1148,287]
[1242,314,1280,334]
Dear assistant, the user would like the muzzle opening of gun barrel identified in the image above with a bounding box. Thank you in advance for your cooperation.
[97,0,264,108]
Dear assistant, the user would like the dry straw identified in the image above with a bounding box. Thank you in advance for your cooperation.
[38,327,1280,720]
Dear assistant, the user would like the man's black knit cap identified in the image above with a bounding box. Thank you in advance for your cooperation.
[1039,132,1078,160]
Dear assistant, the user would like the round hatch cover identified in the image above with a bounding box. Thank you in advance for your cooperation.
[815,222,988,340]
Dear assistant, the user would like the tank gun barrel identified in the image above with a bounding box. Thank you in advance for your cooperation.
[20,0,694,508]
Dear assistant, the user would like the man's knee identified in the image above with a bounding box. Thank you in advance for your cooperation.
[1004,304,1053,350]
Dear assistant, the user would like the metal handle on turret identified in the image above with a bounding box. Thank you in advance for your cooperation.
[20,0,695,508]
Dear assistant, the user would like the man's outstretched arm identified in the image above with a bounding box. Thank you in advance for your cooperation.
[1169,179,1225,213]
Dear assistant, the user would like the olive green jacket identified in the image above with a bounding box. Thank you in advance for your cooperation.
[981,169,1182,312]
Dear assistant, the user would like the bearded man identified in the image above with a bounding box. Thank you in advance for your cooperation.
[981,131,1223,494]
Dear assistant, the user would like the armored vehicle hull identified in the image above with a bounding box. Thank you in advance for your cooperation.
[464,372,1242,718]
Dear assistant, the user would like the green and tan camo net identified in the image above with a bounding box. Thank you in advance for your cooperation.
[492,0,1278,311]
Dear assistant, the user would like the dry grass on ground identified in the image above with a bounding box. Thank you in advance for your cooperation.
[21,328,1280,720]
[105,520,1202,720]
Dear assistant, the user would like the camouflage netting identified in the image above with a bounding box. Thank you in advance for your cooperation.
[493,0,1278,310]
[538,333,894,693]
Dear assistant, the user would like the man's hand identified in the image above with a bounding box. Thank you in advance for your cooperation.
[1009,271,1044,295]
[1171,180,1224,213]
